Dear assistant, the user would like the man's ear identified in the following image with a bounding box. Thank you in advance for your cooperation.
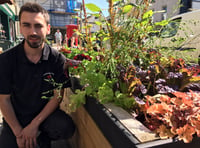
[47,24,51,35]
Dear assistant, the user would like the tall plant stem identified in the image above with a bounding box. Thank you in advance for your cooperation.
[108,0,115,52]
[82,0,92,50]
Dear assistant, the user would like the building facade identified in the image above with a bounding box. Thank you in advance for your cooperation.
[16,0,81,28]
[150,0,180,22]
[0,0,20,50]
[192,0,200,9]
[128,0,193,22]
[15,0,81,41]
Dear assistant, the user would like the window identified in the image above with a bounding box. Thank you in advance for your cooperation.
[9,19,15,42]
[0,12,6,40]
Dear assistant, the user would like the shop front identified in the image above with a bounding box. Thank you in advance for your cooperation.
[0,0,18,51]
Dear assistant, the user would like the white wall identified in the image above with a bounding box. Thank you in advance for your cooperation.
[192,2,200,9]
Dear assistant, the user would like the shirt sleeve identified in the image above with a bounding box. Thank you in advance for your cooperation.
[0,53,12,94]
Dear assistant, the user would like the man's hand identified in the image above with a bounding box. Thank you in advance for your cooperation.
[19,123,39,148]
[65,58,82,68]
[16,134,25,148]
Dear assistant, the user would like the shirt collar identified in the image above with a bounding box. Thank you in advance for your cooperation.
[42,43,50,61]
[18,40,50,63]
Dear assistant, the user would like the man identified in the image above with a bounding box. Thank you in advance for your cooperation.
[54,29,62,49]
[0,2,75,148]
[67,32,79,48]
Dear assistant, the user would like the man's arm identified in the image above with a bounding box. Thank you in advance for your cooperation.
[0,94,23,137]
[0,94,26,147]
[19,89,64,147]
[30,89,63,127]
[60,33,63,41]
[54,32,57,40]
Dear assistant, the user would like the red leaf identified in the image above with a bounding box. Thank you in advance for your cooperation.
[173,91,188,99]
[176,124,195,143]
[147,103,169,114]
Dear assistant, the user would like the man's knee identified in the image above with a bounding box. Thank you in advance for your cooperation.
[0,123,18,148]
[52,113,75,139]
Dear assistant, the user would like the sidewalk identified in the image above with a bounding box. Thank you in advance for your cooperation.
[52,43,62,51]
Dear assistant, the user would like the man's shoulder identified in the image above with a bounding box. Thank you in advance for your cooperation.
[50,47,59,55]
[0,44,20,70]
[51,49,66,64]
[47,44,58,54]
[0,44,19,59]
[47,44,64,59]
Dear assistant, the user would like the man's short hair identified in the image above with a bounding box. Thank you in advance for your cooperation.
[19,2,50,25]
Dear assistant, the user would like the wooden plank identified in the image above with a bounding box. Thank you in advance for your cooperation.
[62,88,112,148]
[72,109,97,148]
[74,106,112,148]
[104,103,159,143]
[60,88,72,113]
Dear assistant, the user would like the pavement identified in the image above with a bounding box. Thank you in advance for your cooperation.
[52,43,62,51]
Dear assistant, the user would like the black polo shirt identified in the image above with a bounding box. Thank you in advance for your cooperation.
[0,41,71,119]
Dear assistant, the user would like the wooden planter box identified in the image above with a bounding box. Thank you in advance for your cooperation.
[60,88,112,148]
[60,88,200,148]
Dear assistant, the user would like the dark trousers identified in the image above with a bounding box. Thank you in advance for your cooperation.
[0,109,75,148]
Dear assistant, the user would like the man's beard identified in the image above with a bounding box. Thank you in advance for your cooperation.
[26,35,44,48]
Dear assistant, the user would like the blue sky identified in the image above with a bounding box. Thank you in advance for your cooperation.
[79,0,109,16]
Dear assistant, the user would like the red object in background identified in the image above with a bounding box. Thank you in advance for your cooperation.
[66,24,78,46]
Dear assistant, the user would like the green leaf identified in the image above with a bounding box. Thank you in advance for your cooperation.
[103,37,110,41]
[87,24,93,28]
[91,37,96,42]
[93,13,100,17]
[85,3,101,12]
[69,90,86,112]
[113,0,121,2]
[143,10,153,19]
[98,83,114,103]
[155,20,169,26]
[122,5,133,14]
[114,91,136,110]
[95,21,102,26]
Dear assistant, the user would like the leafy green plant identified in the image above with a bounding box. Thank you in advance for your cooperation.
[59,0,200,143]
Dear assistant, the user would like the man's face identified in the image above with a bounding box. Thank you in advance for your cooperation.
[20,12,50,49]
